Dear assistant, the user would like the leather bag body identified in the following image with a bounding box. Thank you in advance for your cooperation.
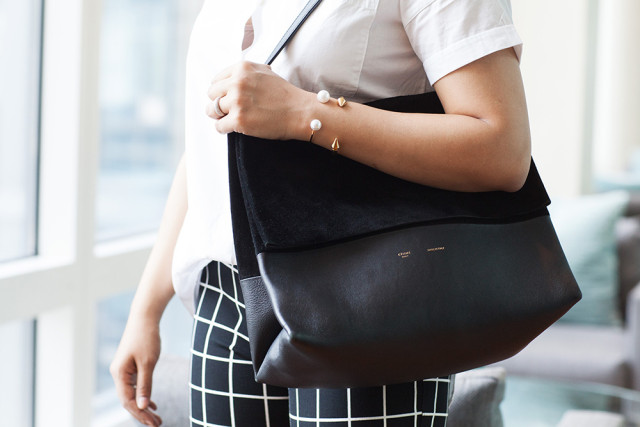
[227,91,582,388]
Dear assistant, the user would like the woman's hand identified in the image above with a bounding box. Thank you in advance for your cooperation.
[205,61,312,140]
[110,316,163,426]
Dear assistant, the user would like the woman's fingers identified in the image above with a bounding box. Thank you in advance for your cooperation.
[210,62,240,84]
[135,359,155,410]
[110,356,136,404]
[206,61,275,119]
[111,357,162,426]
[206,61,262,106]
[116,382,160,425]
[143,408,163,426]
[210,61,270,86]
[205,95,229,119]
[216,94,232,117]
[205,60,299,138]
[124,399,162,426]
[206,77,233,108]
[215,110,242,135]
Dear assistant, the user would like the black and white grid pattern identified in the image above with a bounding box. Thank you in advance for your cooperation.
[190,261,453,427]
[288,378,452,427]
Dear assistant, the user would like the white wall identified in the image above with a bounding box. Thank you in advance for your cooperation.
[592,0,640,178]
[511,0,598,197]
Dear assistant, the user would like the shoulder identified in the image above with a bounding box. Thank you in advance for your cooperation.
[399,0,515,27]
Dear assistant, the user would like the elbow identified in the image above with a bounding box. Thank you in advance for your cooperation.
[487,132,531,193]
[498,159,530,192]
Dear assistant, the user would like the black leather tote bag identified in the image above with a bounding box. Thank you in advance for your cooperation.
[227,0,581,389]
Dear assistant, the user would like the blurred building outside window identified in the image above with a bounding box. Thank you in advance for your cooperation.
[94,0,199,421]
[97,0,183,242]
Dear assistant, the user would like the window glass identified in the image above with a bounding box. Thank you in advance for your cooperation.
[97,0,184,241]
[0,320,36,426]
[0,0,42,261]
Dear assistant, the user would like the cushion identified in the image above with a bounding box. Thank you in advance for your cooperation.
[134,354,190,427]
[616,215,640,319]
[448,367,506,427]
[550,191,629,326]
[492,324,629,387]
[557,410,625,427]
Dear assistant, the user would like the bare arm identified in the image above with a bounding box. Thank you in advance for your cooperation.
[110,154,187,427]
[129,153,187,321]
[295,48,531,192]
[209,48,530,192]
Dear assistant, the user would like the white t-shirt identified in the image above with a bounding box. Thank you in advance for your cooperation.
[172,0,523,313]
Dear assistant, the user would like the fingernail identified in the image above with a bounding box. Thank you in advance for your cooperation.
[137,396,148,409]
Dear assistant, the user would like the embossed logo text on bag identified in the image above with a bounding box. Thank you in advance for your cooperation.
[427,247,445,252]
[398,251,411,259]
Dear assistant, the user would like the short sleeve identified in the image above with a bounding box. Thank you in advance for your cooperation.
[401,0,523,85]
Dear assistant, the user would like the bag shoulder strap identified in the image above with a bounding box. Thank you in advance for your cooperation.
[265,0,323,65]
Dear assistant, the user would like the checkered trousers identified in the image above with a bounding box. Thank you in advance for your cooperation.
[190,261,453,427]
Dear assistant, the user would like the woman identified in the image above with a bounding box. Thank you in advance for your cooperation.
[111,0,530,425]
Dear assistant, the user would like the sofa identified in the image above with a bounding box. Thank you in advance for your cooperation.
[491,192,640,389]
[141,355,508,427]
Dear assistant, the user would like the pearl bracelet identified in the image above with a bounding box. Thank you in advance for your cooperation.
[309,90,346,151]
[309,119,322,143]
[317,90,330,104]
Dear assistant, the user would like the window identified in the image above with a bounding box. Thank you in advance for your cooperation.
[97,0,184,241]
[0,1,42,423]
[0,0,43,262]
[93,0,199,422]
[0,320,35,426]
